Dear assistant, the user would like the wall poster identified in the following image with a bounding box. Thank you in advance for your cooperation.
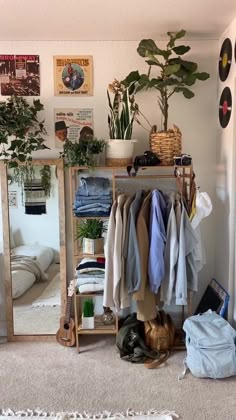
[54,108,94,148]
[8,191,18,208]
[53,55,93,96]
[0,55,40,96]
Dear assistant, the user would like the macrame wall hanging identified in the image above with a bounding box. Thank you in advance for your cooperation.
[24,179,46,215]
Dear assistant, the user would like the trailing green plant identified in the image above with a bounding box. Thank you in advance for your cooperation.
[61,138,105,169]
[83,299,94,317]
[39,165,51,198]
[122,29,210,132]
[75,219,107,241]
[9,164,52,202]
[0,95,48,167]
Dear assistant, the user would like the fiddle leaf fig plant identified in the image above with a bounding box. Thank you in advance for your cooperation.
[122,29,210,131]
[0,95,48,167]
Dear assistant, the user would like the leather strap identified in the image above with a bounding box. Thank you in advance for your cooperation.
[144,350,170,369]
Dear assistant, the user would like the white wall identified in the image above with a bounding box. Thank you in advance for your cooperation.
[0,39,218,333]
[216,17,236,323]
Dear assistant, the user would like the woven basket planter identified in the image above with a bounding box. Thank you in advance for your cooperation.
[149,125,182,165]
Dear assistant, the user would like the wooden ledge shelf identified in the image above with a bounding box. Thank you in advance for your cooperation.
[76,292,104,297]
[74,252,105,259]
[69,165,192,170]
[73,215,110,220]
[77,316,117,335]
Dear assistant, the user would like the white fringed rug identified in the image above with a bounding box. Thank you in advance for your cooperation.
[0,409,179,420]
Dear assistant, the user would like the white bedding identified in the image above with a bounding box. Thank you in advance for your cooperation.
[12,245,54,272]
[12,270,36,299]
[11,245,54,299]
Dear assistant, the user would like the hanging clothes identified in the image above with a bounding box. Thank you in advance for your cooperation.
[120,195,133,309]
[113,194,126,309]
[160,192,179,305]
[175,201,198,305]
[103,200,117,308]
[148,189,167,294]
[124,190,145,294]
[133,192,158,322]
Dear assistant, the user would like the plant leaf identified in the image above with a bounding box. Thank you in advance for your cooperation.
[137,39,160,57]
[179,59,198,73]
[165,64,181,75]
[194,72,210,81]
[172,45,191,55]
[175,87,195,98]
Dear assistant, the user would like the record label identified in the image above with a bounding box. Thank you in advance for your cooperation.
[219,38,232,82]
[219,87,232,128]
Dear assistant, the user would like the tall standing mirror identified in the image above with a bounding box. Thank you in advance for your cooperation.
[1,159,66,340]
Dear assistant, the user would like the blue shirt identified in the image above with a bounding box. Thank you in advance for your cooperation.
[148,189,167,293]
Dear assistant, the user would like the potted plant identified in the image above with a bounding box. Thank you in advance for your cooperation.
[82,299,95,329]
[0,95,48,168]
[61,138,105,169]
[106,79,140,166]
[75,219,107,255]
[122,29,210,165]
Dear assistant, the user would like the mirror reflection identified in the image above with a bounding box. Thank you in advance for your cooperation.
[8,164,61,335]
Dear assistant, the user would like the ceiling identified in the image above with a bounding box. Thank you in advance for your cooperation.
[0,0,235,41]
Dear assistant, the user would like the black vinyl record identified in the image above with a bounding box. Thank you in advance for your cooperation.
[219,87,232,128]
[219,38,232,82]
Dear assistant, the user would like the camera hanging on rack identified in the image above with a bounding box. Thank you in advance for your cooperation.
[127,151,161,176]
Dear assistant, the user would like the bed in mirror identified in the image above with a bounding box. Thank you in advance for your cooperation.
[0,159,66,341]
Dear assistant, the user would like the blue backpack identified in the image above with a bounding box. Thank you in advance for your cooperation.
[179,310,236,379]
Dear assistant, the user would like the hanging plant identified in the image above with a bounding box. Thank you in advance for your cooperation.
[39,165,51,198]
[0,95,49,167]
[9,165,52,203]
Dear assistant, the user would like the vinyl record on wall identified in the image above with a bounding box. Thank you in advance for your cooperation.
[219,86,232,128]
[219,38,232,82]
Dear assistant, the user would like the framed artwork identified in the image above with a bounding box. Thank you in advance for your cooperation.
[54,108,94,148]
[8,191,18,208]
[53,55,93,96]
[0,55,40,96]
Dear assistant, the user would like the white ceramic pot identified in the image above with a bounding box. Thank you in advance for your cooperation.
[82,316,94,329]
[105,139,136,166]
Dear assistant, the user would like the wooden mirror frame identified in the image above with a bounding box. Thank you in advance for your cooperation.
[0,159,67,341]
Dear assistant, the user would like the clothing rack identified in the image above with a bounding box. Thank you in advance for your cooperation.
[70,165,196,352]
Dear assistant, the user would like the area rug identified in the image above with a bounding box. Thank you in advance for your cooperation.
[0,409,179,420]
[31,273,61,307]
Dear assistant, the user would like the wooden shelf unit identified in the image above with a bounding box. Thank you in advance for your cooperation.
[69,166,119,353]
[69,165,194,353]
[77,316,117,335]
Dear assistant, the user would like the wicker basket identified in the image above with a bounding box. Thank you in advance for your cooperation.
[149,125,182,165]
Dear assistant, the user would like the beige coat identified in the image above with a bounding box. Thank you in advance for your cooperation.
[133,192,157,321]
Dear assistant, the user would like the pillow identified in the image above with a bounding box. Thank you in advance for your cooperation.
[10,227,16,249]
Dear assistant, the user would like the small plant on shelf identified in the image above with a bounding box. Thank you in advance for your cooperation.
[61,138,105,169]
[82,299,95,329]
[83,299,95,317]
[75,219,107,255]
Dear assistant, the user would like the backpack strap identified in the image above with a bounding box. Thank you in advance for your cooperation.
[144,350,170,369]
[178,358,188,380]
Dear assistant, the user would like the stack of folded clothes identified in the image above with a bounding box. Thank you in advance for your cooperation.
[73,177,112,217]
[75,257,105,294]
